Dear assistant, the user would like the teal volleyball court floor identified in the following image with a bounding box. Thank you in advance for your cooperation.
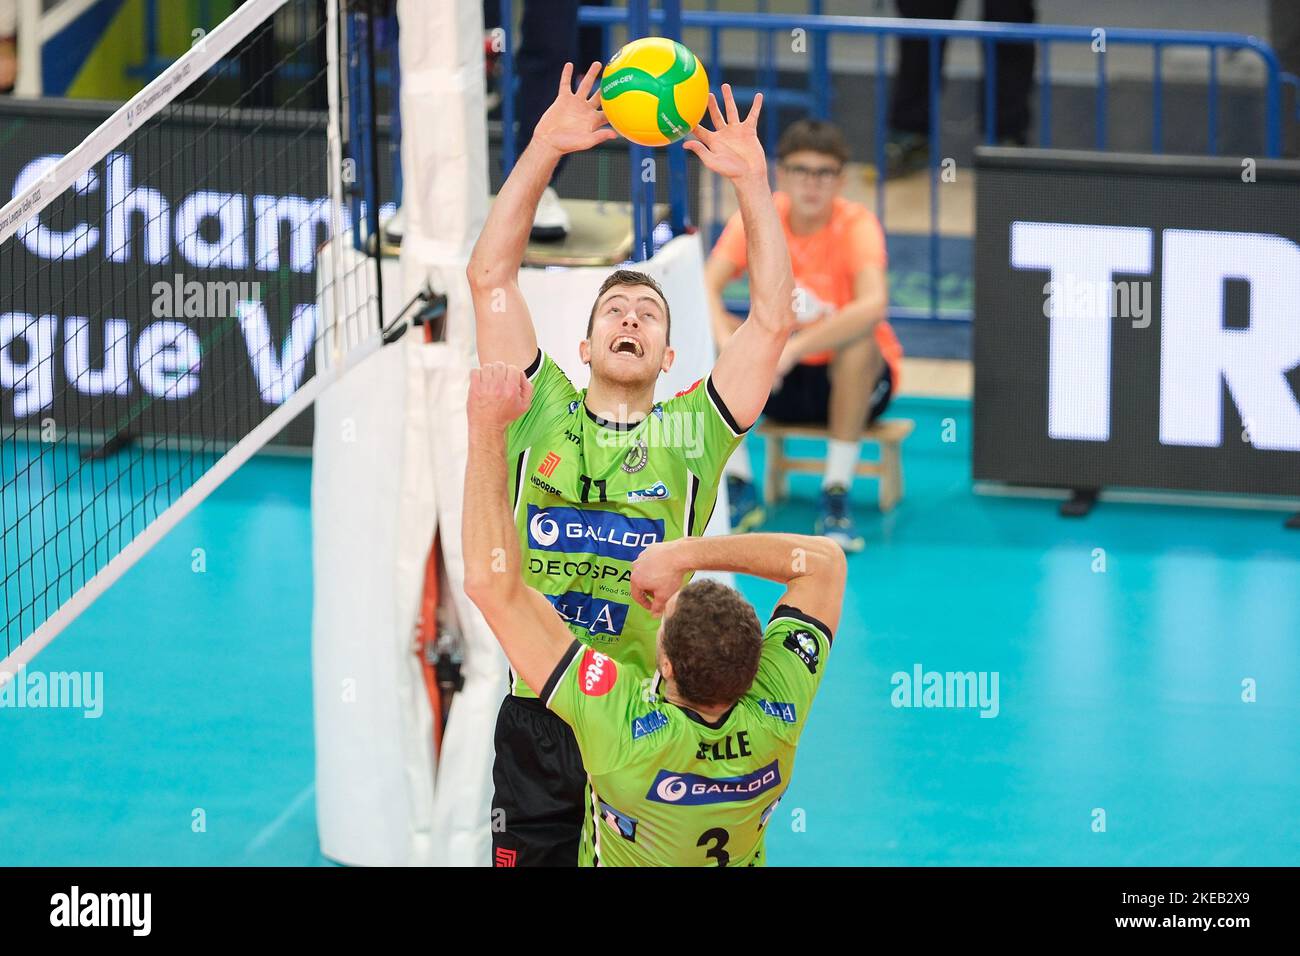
[2,397,1297,866]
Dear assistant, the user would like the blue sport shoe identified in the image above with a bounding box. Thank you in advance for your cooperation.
[816,484,864,553]
[727,476,765,533]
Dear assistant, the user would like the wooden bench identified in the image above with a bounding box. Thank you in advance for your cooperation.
[755,419,916,513]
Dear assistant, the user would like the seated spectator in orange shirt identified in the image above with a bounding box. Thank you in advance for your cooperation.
[705,119,901,552]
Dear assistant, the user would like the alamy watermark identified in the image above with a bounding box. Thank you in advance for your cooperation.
[0,668,104,718]
[590,403,707,460]
[891,663,999,718]
[1043,275,1151,328]
[151,273,262,319]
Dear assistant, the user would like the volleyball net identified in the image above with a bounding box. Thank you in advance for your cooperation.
[0,0,387,676]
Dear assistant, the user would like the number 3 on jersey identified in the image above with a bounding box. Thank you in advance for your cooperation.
[697,827,730,866]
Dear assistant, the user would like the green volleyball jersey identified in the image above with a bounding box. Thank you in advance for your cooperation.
[506,350,748,697]
[542,604,833,867]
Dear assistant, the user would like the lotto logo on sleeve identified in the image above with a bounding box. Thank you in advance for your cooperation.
[527,505,664,562]
[579,648,617,696]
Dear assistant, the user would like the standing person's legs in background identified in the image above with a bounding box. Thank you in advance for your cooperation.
[886,0,961,176]
[1271,0,1300,157]
[485,0,609,239]
[514,0,579,163]
[982,0,1037,144]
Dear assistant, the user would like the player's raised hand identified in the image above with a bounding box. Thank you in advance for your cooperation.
[630,541,689,617]
[467,362,533,432]
[532,61,619,157]
[683,85,767,183]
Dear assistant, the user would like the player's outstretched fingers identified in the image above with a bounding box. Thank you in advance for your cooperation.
[721,83,740,125]
[745,91,763,127]
[705,91,725,131]
[691,121,717,148]
[557,61,574,96]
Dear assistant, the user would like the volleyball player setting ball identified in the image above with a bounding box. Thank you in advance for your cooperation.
[466,44,805,864]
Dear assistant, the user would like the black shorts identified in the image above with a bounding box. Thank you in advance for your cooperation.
[764,361,893,427]
[490,694,586,867]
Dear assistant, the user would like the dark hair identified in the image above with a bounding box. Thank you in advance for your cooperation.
[663,579,763,708]
[587,269,671,345]
[777,118,850,167]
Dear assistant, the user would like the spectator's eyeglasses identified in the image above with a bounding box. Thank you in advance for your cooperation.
[780,163,843,183]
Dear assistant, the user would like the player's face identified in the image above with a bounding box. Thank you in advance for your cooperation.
[777,149,844,221]
[581,284,675,388]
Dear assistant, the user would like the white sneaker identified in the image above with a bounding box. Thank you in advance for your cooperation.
[531,186,570,242]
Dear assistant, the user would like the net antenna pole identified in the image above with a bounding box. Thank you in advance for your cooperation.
[363,0,386,330]
[326,0,349,360]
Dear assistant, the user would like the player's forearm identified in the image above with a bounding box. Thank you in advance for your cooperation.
[467,140,561,286]
[786,295,885,360]
[733,174,796,336]
[660,532,843,586]
[707,285,744,348]
[461,423,523,606]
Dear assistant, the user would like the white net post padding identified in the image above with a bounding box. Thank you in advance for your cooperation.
[311,0,502,867]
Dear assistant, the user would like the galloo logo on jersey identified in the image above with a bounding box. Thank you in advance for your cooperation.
[529,510,560,547]
[655,775,689,802]
[646,761,782,805]
[580,648,617,696]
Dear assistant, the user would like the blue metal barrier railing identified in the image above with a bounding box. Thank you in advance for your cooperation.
[498,4,1291,321]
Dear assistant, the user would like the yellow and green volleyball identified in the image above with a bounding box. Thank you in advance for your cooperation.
[600,37,710,147]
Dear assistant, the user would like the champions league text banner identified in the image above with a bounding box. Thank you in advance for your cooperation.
[0,99,393,448]
[972,149,1300,499]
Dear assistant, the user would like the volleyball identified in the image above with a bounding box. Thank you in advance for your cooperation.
[600,37,710,147]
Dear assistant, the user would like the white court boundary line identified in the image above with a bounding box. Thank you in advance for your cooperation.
[0,331,384,678]
[0,0,290,243]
